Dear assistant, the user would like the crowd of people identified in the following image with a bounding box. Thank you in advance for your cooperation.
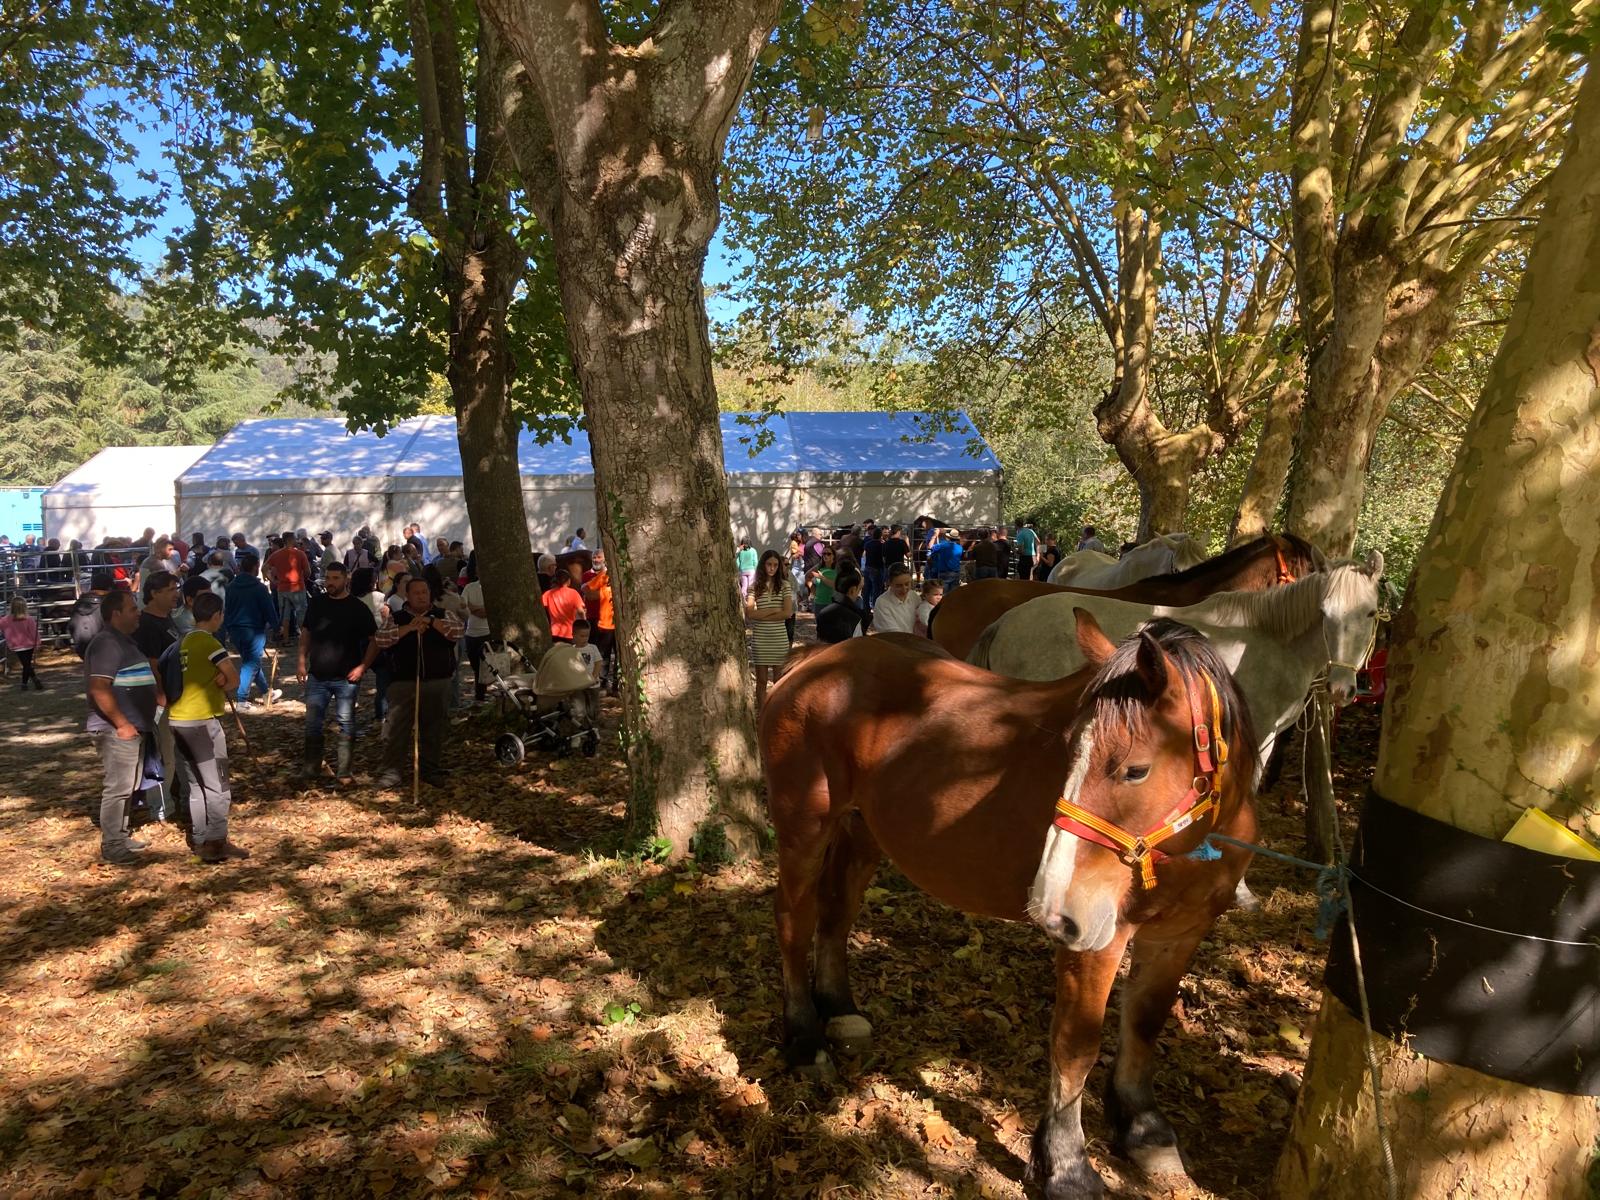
[31,521,623,868]
[4,512,1112,865]
[741,518,1108,703]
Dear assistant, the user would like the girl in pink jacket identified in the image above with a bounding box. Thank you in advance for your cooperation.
[0,597,42,691]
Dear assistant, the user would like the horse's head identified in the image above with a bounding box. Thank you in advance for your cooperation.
[1322,550,1385,705]
[1027,610,1257,951]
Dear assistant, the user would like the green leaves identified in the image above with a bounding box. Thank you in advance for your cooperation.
[601,1000,643,1026]
[724,0,1296,452]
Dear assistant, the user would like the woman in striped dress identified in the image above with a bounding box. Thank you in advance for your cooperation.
[747,550,795,707]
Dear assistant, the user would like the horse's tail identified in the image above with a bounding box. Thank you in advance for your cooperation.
[925,598,940,639]
[968,618,1001,668]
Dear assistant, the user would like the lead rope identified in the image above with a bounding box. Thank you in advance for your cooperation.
[1314,685,1400,1200]
[1206,672,1398,1198]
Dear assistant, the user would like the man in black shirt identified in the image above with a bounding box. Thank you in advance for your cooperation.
[298,561,378,785]
[970,529,999,580]
[882,525,910,572]
[993,527,1012,579]
[862,524,885,606]
[375,577,461,789]
[132,570,188,819]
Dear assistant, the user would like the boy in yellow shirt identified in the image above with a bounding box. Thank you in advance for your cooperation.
[169,592,249,864]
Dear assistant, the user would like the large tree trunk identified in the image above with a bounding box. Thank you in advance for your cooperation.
[1229,378,1303,544]
[1277,64,1600,1198]
[1284,257,1468,556]
[549,154,764,859]
[1102,419,1211,540]
[1094,196,1216,539]
[447,230,551,653]
[480,0,779,858]
[1282,252,1392,556]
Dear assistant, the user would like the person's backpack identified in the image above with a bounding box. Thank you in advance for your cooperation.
[69,595,103,658]
[158,636,188,706]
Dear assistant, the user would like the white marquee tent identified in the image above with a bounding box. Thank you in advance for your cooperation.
[174,412,1001,549]
[43,445,209,546]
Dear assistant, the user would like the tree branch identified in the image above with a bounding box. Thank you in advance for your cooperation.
[643,0,783,156]
[406,0,447,226]
[476,0,607,169]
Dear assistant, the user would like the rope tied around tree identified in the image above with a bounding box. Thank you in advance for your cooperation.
[1188,681,1400,1200]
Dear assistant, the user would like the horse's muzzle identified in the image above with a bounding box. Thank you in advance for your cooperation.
[1041,904,1118,953]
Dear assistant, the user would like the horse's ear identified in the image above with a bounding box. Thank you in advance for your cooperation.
[1073,607,1117,666]
[1364,549,1385,578]
[1134,629,1170,696]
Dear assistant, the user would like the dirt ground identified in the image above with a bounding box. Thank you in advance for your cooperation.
[0,640,1378,1199]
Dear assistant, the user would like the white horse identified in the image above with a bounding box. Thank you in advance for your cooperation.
[973,554,1386,761]
[1048,532,1209,588]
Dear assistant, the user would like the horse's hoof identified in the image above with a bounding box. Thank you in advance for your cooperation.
[1126,1142,1189,1181]
[824,1013,873,1056]
[1027,1159,1107,1199]
[1233,879,1262,912]
[793,1046,839,1085]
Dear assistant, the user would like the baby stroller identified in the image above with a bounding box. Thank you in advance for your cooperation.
[486,642,602,763]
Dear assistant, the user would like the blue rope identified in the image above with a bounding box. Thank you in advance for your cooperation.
[1193,832,1349,940]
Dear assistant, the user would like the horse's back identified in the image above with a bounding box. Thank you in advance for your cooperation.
[929,579,1064,659]
[1049,548,1117,585]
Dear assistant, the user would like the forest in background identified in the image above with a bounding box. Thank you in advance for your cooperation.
[1,304,1472,582]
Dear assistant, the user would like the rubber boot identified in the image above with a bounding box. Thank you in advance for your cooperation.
[299,733,325,786]
[334,734,354,784]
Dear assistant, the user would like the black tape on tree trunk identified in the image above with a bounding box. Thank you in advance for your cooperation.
[1324,790,1600,1096]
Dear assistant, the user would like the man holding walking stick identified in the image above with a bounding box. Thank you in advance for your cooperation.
[374,577,460,790]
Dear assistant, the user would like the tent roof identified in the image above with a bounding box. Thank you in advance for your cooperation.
[177,411,999,491]
[176,419,404,488]
[45,445,209,504]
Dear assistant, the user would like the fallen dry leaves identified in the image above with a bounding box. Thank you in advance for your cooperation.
[0,648,1381,1198]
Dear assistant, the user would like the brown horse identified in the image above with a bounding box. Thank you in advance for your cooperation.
[929,532,1324,661]
[762,615,1260,1198]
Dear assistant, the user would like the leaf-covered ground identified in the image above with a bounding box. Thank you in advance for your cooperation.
[0,642,1379,1198]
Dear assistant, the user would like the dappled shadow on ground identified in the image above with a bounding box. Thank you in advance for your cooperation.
[0,648,1374,1198]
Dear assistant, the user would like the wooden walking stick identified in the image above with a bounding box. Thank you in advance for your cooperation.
[225,693,251,755]
[266,643,281,704]
[412,621,423,806]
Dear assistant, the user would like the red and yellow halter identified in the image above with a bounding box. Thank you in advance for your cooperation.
[1273,538,1295,585]
[1052,672,1230,890]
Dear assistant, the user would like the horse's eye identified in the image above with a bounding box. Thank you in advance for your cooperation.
[1123,764,1151,783]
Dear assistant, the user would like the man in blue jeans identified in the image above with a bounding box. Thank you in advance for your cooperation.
[298,561,378,786]
[925,528,964,591]
[223,555,281,711]
[84,590,160,866]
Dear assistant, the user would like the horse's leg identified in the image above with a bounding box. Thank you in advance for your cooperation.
[812,810,882,1056]
[774,819,835,1077]
[1104,927,1210,1182]
[1028,933,1131,1200]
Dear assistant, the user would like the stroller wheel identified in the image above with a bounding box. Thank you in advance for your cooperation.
[582,730,600,758]
[495,733,526,765]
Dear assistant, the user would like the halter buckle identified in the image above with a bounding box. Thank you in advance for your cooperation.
[1194,723,1212,755]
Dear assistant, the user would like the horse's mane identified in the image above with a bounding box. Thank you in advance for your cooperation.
[1193,561,1372,639]
[1278,532,1327,573]
[1146,532,1322,586]
[1081,618,1261,787]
